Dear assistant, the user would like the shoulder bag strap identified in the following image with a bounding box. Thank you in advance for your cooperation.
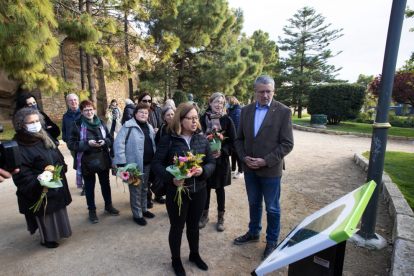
[125,127,133,145]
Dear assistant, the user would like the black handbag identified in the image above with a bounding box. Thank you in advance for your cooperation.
[81,151,106,175]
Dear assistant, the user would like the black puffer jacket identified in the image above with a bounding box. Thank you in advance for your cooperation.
[67,118,114,170]
[122,103,136,125]
[200,113,236,189]
[12,139,72,217]
[151,130,216,193]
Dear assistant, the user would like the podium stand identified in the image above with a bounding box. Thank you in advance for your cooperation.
[251,181,376,276]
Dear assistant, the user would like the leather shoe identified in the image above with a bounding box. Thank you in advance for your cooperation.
[172,257,186,276]
[263,242,278,259]
[154,197,166,204]
[40,241,59,248]
[133,217,147,226]
[189,252,208,271]
[234,232,260,245]
[143,211,155,218]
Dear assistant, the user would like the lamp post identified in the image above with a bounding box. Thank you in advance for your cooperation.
[356,0,407,240]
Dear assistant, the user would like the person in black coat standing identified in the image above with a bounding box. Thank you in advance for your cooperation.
[12,108,72,249]
[67,100,119,224]
[13,93,61,141]
[121,99,136,125]
[151,103,216,276]
[199,92,236,232]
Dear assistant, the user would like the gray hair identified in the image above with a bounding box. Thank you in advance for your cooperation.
[165,99,176,108]
[13,108,45,131]
[125,99,133,105]
[161,105,176,123]
[254,75,275,88]
[66,93,79,101]
[208,92,225,106]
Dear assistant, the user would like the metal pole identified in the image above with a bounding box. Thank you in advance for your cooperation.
[356,0,407,240]
[61,42,67,83]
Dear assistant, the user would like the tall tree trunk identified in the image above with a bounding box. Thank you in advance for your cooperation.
[79,0,86,90]
[177,58,185,90]
[86,0,97,107]
[124,12,133,99]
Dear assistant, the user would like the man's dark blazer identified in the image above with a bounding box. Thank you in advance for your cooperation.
[235,100,294,178]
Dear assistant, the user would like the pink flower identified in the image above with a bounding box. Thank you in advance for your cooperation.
[186,166,197,177]
[179,156,188,162]
[206,134,213,140]
[173,156,177,163]
[120,171,130,180]
[219,133,224,140]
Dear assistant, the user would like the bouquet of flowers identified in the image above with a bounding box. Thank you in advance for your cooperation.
[30,165,63,213]
[206,131,227,164]
[116,163,142,186]
[166,151,205,215]
[105,108,113,121]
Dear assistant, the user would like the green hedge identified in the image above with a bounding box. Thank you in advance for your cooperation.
[308,84,365,125]
[172,90,188,106]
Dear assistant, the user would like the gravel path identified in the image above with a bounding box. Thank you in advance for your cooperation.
[1,130,413,275]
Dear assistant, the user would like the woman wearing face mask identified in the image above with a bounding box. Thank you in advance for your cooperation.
[198,92,236,232]
[113,103,156,226]
[13,93,61,140]
[67,100,119,224]
[12,108,72,249]
[225,96,243,179]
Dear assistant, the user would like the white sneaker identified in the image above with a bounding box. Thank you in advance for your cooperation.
[234,172,244,179]
[231,170,236,174]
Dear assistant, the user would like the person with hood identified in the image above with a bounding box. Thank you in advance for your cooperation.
[106,99,122,137]
[13,93,60,141]
[225,96,244,179]
[12,108,72,248]
[121,99,136,125]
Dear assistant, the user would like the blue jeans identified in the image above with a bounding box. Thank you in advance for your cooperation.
[83,169,112,210]
[110,120,116,137]
[244,172,281,243]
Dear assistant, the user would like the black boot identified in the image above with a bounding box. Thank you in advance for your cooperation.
[171,257,186,276]
[189,252,208,271]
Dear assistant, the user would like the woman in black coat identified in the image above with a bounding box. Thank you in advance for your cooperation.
[13,93,61,140]
[67,100,119,224]
[151,103,216,276]
[121,99,136,125]
[12,108,72,248]
[199,92,236,232]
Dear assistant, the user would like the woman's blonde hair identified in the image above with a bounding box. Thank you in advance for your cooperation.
[167,103,201,135]
[208,92,225,109]
[225,95,240,106]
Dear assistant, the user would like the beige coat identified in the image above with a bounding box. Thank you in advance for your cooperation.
[235,100,294,178]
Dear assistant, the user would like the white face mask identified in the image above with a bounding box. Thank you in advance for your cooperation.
[26,122,42,133]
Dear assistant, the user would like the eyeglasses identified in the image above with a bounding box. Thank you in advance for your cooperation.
[137,110,149,115]
[83,109,94,113]
[183,116,199,122]
[142,100,152,103]
[212,100,224,105]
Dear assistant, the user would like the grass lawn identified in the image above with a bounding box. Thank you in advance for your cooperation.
[362,151,414,211]
[0,122,63,141]
[293,114,414,138]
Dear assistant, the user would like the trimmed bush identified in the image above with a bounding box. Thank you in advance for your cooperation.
[172,90,188,106]
[308,84,365,125]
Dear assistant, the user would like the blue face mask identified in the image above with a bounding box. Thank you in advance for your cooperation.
[225,103,231,109]
[29,104,38,109]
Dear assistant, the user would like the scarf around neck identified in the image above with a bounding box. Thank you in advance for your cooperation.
[13,129,56,149]
[82,114,101,128]
[205,109,224,135]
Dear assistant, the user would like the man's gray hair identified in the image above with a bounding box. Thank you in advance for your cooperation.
[13,108,45,131]
[165,99,176,108]
[254,75,275,88]
[125,99,133,105]
[66,93,79,101]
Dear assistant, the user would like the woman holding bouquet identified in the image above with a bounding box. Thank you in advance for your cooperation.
[12,108,72,248]
[199,92,236,231]
[67,100,119,224]
[151,103,216,276]
[113,103,157,226]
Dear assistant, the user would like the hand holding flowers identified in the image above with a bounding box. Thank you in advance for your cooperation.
[116,163,142,186]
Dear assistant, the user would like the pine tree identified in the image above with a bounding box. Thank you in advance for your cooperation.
[275,6,344,118]
[0,0,67,93]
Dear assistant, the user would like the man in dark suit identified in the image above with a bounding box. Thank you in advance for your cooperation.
[234,75,294,259]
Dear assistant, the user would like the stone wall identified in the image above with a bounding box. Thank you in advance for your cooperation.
[0,70,20,120]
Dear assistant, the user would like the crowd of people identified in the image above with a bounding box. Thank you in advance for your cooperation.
[7,75,294,276]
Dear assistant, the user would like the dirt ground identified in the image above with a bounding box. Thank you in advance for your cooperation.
[1,130,413,276]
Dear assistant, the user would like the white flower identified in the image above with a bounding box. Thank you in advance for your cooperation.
[39,171,53,182]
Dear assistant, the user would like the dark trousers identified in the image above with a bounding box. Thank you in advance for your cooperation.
[231,152,243,173]
[83,169,112,211]
[110,119,116,137]
[166,187,207,258]
[204,187,225,212]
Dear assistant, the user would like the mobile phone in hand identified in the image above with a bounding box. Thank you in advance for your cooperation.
[95,140,103,144]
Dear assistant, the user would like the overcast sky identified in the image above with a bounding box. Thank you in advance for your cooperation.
[226,0,414,83]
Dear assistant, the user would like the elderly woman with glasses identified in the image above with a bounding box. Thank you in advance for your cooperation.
[113,103,157,226]
[67,100,119,224]
[12,108,72,248]
[151,103,216,276]
[198,92,236,232]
